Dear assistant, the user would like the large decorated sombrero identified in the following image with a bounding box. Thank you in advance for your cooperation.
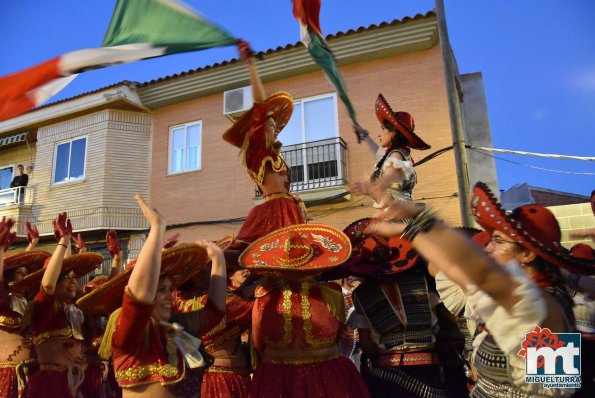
[222,92,294,148]
[9,252,104,295]
[471,181,595,275]
[454,227,491,248]
[240,223,351,279]
[4,250,51,273]
[375,93,430,150]
[77,243,210,316]
[340,218,420,276]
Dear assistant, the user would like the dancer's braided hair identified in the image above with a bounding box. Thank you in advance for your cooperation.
[371,120,410,181]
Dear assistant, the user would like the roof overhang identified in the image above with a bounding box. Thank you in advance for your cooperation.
[0,85,148,137]
[139,15,438,108]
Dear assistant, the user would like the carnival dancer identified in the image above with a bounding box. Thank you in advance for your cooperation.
[76,230,124,398]
[21,212,103,398]
[368,182,595,397]
[0,218,47,398]
[198,238,254,398]
[239,223,370,398]
[338,218,454,398]
[349,94,430,211]
[97,195,227,398]
[223,40,305,250]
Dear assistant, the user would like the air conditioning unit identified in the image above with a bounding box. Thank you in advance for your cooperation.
[223,86,252,121]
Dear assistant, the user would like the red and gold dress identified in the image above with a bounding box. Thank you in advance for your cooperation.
[110,291,223,395]
[250,280,370,398]
[235,102,305,247]
[0,286,33,398]
[200,289,253,398]
[25,289,88,398]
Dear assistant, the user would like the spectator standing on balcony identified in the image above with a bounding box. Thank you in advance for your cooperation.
[222,40,305,251]
[9,165,28,203]
[349,94,431,211]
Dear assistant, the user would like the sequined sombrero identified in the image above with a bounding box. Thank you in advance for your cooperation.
[223,92,294,148]
[240,223,351,279]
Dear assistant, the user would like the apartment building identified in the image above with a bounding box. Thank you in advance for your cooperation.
[0,11,496,273]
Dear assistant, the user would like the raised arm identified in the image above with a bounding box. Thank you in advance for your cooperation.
[106,230,123,279]
[0,217,17,282]
[24,220,39,251]
[196,240,227,313]
[41,213,72,295]
[126,195,166,303]
[367,203,523,312]
[238,40,266,103]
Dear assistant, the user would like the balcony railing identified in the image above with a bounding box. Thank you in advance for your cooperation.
[256,137,348,196]
[0,186,33,207]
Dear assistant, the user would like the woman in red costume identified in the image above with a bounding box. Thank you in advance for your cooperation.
[223,41,305,250]
[200,248,254,398]
[99,195,228,398]
[22,212,103,398]
[239,223,371,398]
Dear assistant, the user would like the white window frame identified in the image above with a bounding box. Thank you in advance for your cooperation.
[52,136,88,186]
[285,93,342,186]
[0,163,14,190]
[290,92,340,144]
[167,121,202,175]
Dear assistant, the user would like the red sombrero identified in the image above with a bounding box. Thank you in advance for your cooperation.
[471,182,595,275]
[454,227,491,248]
[240,223,351,279]
[570,243,594,260]
[4,250,51,273]
[222,92,294,148]
[82,275,109,295]
[340,218,420,276]
[77,243,210,316]
[375,93,430,150]
[9,253,104,295]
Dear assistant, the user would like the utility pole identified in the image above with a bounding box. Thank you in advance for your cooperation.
[435,0,473,226]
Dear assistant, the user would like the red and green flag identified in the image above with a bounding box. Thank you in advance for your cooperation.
[292,0,367,142]
[0,0,236,122]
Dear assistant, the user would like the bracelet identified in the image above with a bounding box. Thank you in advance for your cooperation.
[58,243,67,249]
[400,208,437,241]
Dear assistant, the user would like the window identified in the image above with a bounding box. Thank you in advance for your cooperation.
[279,94,343,189]
[168,121,202,174]
[0,165,13,190]
[53,137,87,184]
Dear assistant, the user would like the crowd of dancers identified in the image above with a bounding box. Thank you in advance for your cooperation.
[1,41,594,398]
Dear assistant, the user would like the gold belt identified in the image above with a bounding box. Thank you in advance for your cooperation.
[0,361,19,368]
[263,193,295,202]
[207,365,251,375]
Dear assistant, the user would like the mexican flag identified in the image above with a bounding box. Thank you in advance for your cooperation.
[0,0,236,122]
[291,0,366,141]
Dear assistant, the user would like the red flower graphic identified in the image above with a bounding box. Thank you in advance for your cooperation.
[518,325,565,368]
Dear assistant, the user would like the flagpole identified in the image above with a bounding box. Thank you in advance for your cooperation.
[435,0,473,226]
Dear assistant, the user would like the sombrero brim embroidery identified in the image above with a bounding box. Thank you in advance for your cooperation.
[77,243,211,315]
[223,92,294,148]
[375,93,430,150]
[471,181,595,275]
[240,223,352,279]
[9,252,104,294]
[341,218,419,276]
[3,250,51,273]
